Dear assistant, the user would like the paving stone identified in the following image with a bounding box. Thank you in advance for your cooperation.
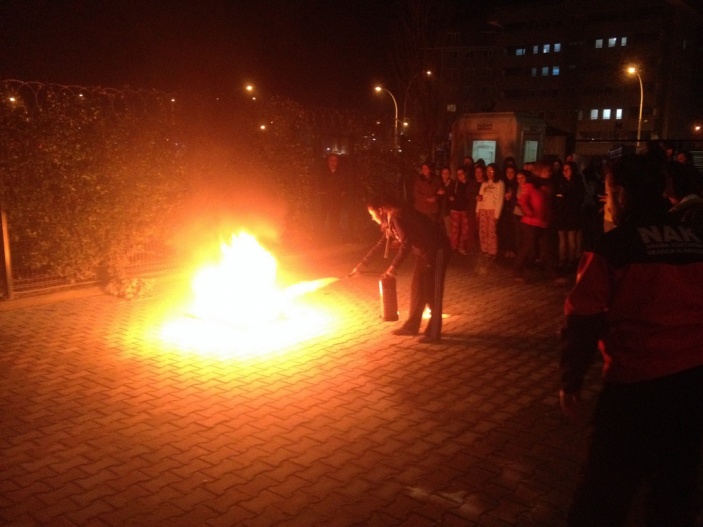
[0,246,597,526]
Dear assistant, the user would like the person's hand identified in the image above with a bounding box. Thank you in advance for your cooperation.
[380,267,395,280]
[349,264,364,278]
[560,389,582,421]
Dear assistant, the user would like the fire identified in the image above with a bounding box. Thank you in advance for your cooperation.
[189,232,282,327]
[159,231,339,360]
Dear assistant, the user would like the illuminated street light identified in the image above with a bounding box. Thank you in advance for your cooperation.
[245,84,257,100]
[374,86,399,151]
[627,66,644,148]
[247,85,256,100]
[402,70,432,132]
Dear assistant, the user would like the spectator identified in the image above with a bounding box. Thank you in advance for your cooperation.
[559,150,703,526]
[662,141,676,162]
[437,166,453,238]
[462,155,475,177]
[581,155,605,250]
[318,153,349,239]
[447,167,471,254]
[476,163,505,271]
[499,164,519,258]
[551,157,564,180]
[676,150,694,165]
[513,160,561,284]
[465,164,485,257]
[511,169,529,256]
[554,161,585,276]
[413,162,441,222]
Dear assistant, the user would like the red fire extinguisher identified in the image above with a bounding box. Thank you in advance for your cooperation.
[379,275,398,321]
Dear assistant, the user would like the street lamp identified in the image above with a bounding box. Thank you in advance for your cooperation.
[374,86,399,151]
[402,70,432,132]
[627,66,644,148]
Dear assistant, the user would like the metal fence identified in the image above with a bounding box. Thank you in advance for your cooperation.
[1,216,176,297]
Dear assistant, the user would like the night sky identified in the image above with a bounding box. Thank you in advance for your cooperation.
[0,0,397,109]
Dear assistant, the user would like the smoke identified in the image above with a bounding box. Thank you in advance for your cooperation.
[170,140,289,265]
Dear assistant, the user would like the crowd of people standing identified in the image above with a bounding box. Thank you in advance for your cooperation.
[407,147,702,285]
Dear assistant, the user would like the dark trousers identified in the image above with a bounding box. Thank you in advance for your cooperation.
[402,247,450,335]
[513,222,557,277]
[466,213,478,254]
[568,366,703,527]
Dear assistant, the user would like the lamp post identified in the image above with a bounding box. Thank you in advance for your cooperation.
[374,86,399,151]
[401,70,432,133]
[627,66,644,148]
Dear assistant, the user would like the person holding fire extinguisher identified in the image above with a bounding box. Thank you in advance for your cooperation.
[350,194,451,343]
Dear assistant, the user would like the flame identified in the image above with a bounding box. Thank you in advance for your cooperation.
[159,231,339,360]
[189,232,282,326]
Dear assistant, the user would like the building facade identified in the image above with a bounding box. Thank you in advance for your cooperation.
[429,0,703,160]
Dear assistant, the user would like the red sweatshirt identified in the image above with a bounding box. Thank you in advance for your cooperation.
[518,177,554,228]
[560,214,703,391]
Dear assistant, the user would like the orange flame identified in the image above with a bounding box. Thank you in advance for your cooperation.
[159,231,339,360]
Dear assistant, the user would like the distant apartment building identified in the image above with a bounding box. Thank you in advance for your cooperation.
[428,0,703,159]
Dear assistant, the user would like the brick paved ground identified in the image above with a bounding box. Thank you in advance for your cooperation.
[0,244,604,527]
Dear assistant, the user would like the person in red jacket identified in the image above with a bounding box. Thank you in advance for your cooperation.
[512,160,560,283]
[559,148,703,526]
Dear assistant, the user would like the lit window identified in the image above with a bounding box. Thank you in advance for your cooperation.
[543,43,551,53]
[542,66,550,76]
[590,109,599,120]
[533,45,539,54]
[531,67,537,77]
[554,43,562,52]
[603,109,612,119]
[595,39,603,48]
[552,66,560,75]
[621,37,627,47]
[616,108,623,120]
[608,38,617,48]
[516,48,526,56]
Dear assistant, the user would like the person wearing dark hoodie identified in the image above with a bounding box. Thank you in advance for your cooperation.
[350,194,451,343]
[559,149,703,526]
